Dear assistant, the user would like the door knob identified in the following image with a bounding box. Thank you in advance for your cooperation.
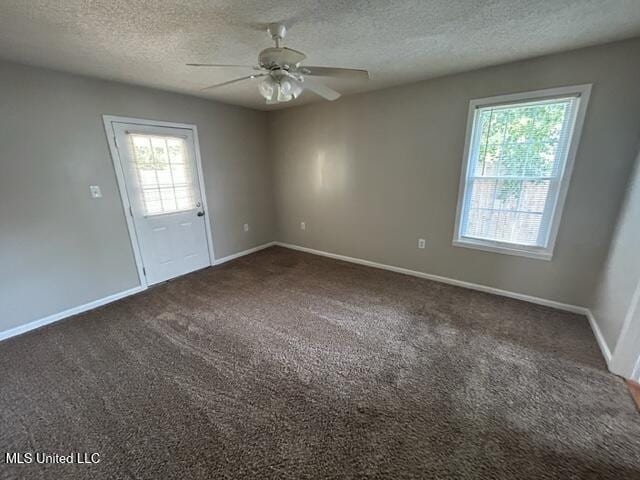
[197,211,205,217]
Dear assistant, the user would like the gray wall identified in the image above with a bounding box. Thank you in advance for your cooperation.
[0,61,275,332]
[591,150,640,372]
[269,38,640,307]
[3,37,640,337]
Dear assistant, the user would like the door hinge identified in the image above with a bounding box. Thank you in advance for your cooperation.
[142,267,146,276]
[129,205,133,217]
[113,135,119,150]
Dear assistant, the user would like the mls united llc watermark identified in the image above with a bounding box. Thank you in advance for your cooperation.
[4,452,101,465]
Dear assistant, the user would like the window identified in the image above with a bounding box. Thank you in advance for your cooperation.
[128,134,196,216]
[453,85,591,260]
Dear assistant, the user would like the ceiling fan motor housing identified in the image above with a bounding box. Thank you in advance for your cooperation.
[259,48,296,70]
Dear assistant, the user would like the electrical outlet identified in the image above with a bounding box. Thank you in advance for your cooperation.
[243,223,249,232]
[418,238,426,249]
[300,221,306,231]
[89,185,102,198]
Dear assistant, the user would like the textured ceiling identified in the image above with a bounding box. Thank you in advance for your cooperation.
[1,0,639,110]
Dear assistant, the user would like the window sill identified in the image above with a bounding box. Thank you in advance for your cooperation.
[452,238,553,261]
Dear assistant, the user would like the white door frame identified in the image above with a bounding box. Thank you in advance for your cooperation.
[610,279,640,381]
[102,115,216,289]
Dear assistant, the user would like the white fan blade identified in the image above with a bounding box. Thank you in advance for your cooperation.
[302,77,341,101]
[188,63,261,69]
[201,74,266,91]
[300,66,369,80]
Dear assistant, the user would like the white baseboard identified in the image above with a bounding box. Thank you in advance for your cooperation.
[274,242,587,314]
[213,242,276,265]
[585,309,613,367]
[0,285,145,343]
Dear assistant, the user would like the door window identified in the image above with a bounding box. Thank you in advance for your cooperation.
[128,134,197,215]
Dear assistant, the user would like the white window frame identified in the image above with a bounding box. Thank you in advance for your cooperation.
[453,84,592,260]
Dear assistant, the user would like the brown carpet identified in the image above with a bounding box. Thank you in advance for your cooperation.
[1,246,639,479]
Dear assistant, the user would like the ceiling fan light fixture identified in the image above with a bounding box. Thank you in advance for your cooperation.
[276,87,292,103]
[259,75,303,104]
[258,75,277,101]
[280,77,303,99]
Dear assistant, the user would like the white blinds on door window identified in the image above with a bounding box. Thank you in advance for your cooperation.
[459,96,579,248]
[128,134,196,215]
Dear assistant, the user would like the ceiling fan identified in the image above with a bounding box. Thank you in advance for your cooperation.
[187,23,369,104]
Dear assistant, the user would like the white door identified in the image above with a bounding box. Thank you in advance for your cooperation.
[113,122,211,285]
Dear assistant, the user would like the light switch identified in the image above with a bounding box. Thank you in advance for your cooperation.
[89,185,102,198]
